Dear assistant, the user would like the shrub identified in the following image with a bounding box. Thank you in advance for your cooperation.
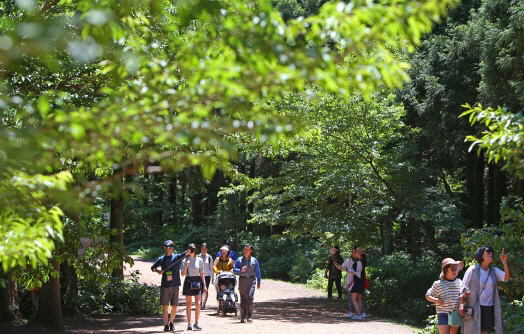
[78,271,161,315]
[365,251,440,325]
[307,268,328,290]
[503,298,524,334]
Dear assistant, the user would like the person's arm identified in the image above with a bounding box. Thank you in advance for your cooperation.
[500,248,511,281]
[425,283,444,305]
[181,259,189,276]
[151,257,163,274]
[212,258,219,275]
[255,259,262,288]
[199,260,207,292]
[233,257,242,274]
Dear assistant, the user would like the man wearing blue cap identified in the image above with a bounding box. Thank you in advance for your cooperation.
[151,240,190,332]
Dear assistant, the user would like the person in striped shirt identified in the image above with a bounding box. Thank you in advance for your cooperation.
[426,258,466,334]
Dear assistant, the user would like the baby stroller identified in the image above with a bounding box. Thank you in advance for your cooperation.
[215,272,238,317]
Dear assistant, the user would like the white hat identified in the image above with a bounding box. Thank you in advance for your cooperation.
[220,245,230,252]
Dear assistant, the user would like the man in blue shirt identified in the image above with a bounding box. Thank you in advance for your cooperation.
[216,239,237,261]
[151,240,190,332]
[234,243,261,323]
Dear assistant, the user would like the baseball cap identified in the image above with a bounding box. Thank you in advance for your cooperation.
[164,240,175,247]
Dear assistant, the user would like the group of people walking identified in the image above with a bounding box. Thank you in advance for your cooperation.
[325,245,368,320]
[151,240,262,332]
[426,246,511,334]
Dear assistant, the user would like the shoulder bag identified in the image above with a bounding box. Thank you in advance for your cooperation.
[462,269,490,320]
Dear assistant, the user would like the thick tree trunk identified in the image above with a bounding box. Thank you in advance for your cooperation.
[191,193,203,226]
[36,258,63,330]
[466,152,484,228]
[0,270,22,322]
[110,175,125,279]
[61,260,78,314]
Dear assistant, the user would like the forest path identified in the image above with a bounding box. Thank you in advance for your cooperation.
[62,256,416,334]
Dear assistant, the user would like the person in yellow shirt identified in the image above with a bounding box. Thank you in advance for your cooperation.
[213,246,234,274]
[213,246,234,312]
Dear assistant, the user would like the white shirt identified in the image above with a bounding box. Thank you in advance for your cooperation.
[461,266,507,306]
[198,253,214,277]
[340,258,361,278]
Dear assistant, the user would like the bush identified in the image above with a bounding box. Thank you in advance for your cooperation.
[78,271,161,315]
[418,314,438,334]
[503,298,524,334]
[307,268,328,290]
[365,251,440,325]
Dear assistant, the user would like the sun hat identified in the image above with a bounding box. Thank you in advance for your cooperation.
[355,247,367,255]
[440,258,464,278]
[329,245,340,255]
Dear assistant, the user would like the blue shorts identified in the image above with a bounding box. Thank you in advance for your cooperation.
[437,313,449,326]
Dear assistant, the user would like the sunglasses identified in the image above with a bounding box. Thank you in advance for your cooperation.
[164,245,174,248]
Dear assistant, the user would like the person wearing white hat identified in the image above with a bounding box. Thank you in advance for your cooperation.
[425,258,466,334]
[212,245,235,312]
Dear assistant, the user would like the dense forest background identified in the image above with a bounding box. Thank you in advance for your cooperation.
[1,0,523,332]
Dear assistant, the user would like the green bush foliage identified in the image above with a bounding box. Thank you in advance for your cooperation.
[365,251,440,324]
[77,271,160,315]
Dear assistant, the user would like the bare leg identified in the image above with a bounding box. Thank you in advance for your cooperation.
[351,293,360,315]
[162,305,169,325]
[185,296,192,325]
[169,305,177,323]
[438,325,450,334]
[357,294,363,315]
[195,295,201,323]
[450,326,459,334]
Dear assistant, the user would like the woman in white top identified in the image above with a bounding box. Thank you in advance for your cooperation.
[335,247,366,320]
[197,243,214,310]
[181,243,207,331]
[461,246,510,334]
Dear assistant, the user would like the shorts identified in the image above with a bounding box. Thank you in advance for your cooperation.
[480,305,495,332]
[160,286,179,306]
[182,276,202,296]
[204,276,211,289]
[437,313,449,326]
[350,276,365,294]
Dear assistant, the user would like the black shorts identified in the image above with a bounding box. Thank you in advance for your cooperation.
[350,276,365,294]
[204,276,211,289]
[480,305,495,332]
[182,276,202,296]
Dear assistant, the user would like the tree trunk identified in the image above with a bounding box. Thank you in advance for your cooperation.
[61,260,78,314]
[382,214,394,256]
[466,152,484,228]
[110,174,125,279]
[153,172,164,229]
[169,173,177,225]
[36,258,63,330]
[191,193,203,226]
[0,270,22,322]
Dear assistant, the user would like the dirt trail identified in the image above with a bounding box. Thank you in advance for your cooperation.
[2,256,416,333]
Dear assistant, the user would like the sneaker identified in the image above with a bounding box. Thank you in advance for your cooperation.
[362,312,366,318]
[201,304,206,310]
[187,324,192,331]
[193,323,202,331]
[240,317,246,323]
[348,312,354,318]
[351,314,362,320]
[169,322,174,331]
[164,324,170,332]
[247,315,252,323]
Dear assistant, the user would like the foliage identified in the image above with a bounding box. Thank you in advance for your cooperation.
[503,298,524,334]
[366,251,440,324]
[418,314,438,334]
[77,271,160,315]
[0,171,72,272]
[0,0,459,269]
[461,196,524,301]
[461,105,524,178]
[306,268,329,290]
